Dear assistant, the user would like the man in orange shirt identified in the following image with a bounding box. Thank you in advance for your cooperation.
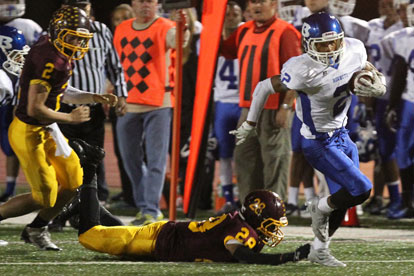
[113,0,189,225]
[222,0,302,202]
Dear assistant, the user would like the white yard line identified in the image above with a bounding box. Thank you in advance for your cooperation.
[2,260,414,265]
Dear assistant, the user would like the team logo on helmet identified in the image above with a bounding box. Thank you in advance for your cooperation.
[241,190,288,247]
[0,25,29,76]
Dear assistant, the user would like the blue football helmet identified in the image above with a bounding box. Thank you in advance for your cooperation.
[0,25,29,76]
[0,0,25,21]
[329,0,356,16]
[301,12,344,67]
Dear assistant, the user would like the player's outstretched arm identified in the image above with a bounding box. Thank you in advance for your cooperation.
[229,75,289,145]
[226,243,310,265]
[27,83,90,124]
[62,85,118,106]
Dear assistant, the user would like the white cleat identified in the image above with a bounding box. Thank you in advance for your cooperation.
[0,239,8,246]
[21,226,61,251]
[307,197,329,242]
[308,245,346,267]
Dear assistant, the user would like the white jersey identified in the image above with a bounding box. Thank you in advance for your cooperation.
[338,15,370,45]
[281,38,367,139]
[5,18,42,46]
[366,18,403,99]
[381,27,414,103]
[213,56,239,103]
[0,69,14,105]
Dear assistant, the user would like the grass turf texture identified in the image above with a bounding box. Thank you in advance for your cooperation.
[1,221,414,275]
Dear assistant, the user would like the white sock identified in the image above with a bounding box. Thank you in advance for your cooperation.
[219,158,233,185]
[313,237,330,249]
[288,187,299,205]
[304,187,316,201]
[318,196,334,214]
[386,180,400,187]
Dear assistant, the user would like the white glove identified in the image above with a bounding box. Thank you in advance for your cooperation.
[354,70,386,97]
[229,121,256,146]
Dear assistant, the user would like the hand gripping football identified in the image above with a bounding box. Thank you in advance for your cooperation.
[348,70,374,94]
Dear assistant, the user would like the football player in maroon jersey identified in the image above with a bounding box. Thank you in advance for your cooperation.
[0,6,117,251]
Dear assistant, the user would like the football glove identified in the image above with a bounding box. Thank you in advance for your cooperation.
[229,121,256,146]
[385,107,398,133]
[293,243,311,262]
[354,70,386,97]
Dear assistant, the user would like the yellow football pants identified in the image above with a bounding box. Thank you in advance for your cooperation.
[8,117,83,207]
[78,221,167,256]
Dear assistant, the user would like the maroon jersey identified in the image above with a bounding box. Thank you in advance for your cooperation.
[154,211,264,262]
[15,35,74,126]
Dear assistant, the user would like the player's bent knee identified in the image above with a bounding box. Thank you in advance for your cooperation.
[331,188,371,209]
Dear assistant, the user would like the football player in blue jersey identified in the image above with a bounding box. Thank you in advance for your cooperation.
[232,12,386,266]
[383,0,414,219]
[0,24,29,247]
[0,0,42,203]
[362,0,403,216]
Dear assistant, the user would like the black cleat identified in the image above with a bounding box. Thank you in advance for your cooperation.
[69,139,105,168]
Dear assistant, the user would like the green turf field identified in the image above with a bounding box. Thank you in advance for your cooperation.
[1,211,414,276]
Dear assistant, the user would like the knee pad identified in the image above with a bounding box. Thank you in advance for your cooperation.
[330,188,371,209]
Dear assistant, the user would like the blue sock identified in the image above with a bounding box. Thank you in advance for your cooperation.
[4,181,16,196]
[388,184,401,203]
[222,184,234,204]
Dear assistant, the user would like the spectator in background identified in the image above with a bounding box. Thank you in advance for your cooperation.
[167,8,201,206]
[113,0,189,226]
[107,3,136,208]
[214,1,243,213]
[0,0,42,202]
[222,0,301,203]
[110,3,134,31]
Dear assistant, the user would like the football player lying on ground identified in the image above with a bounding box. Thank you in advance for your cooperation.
[230,12,386,267]
[73,140,310,264]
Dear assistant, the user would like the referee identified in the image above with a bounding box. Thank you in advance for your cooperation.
[58,0,128,202]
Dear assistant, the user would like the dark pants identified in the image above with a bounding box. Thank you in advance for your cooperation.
[58,103,109,201]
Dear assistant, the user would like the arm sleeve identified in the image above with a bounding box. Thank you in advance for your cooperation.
[102,24,128,98]
[233,245,295,265]
[246,78,275,123]
[62,84,93,104]
[279,28,302,71]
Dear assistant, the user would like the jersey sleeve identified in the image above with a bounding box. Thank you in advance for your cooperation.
[352,38,368,70]
[381,30,403,60]
[280,56,307,91]
[0,70,13,105]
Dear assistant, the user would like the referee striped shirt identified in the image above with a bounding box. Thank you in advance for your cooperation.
[69,20,128,97]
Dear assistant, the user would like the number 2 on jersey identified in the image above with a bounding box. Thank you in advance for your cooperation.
[332,83,350,118]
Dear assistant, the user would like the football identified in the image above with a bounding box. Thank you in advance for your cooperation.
[348,70,374,94]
